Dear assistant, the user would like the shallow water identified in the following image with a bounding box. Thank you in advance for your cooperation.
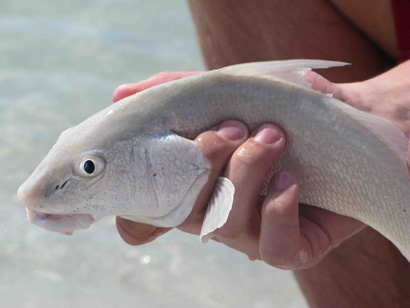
[0,0,307,307]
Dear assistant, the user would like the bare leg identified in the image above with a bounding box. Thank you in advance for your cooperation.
[187,1,410,307]
[330,0,397,58]
[296,228,410,308]
[188,0,393,82]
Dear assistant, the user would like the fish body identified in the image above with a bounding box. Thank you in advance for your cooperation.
[18,60,410,260]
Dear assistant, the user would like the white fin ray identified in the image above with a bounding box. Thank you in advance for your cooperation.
[219,59,349,87]
[200,177,235,243]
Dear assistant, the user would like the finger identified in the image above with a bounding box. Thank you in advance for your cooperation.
[259,171,301,269]
[218,124,285,238]
[178,120,249,234]
[215,124,285,239]
[260,173,365,270]
[298,204,365,248]
[116,217,171,246]
[304,71,335,95]
[112,71,204,103]
[304,71,358,108]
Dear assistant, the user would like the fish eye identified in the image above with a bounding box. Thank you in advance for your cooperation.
[74,153,105,178]
[83,160,95,174]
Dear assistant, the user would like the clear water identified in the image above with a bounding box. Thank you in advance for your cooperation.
[0,1,307,307]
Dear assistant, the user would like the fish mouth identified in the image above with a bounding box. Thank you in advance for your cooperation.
[26,209,95,235]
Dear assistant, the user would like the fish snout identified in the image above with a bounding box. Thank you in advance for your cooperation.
[17,179,43,210]
[18,178,70,210]
[18,157,73,210]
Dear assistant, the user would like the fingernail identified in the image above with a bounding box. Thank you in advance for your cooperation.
[217,121,247,140]
[273,172,295,191]
[253,124,282,144]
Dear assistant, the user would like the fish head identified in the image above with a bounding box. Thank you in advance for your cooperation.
[18,106,211,234]
[17,122,118,234]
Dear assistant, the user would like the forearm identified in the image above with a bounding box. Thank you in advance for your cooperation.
[294,227,410,308]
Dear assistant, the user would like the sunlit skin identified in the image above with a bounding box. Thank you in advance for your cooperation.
[113,0,410,307]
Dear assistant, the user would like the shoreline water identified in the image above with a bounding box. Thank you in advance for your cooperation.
[0,0,306,307]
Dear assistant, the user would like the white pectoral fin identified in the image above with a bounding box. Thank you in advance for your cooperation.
[219,59,349,87]
[200,177,235,243]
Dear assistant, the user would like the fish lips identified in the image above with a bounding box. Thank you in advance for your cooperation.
[26,208,94,235]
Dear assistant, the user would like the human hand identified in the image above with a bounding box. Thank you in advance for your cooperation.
[306,60,410,140]
[307,60,410,173]
[112,70,366,270]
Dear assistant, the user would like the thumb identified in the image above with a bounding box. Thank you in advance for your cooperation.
[113,71,204,103]
[304,71,349,102]
[116,218,171,246]
[304,71,366,111]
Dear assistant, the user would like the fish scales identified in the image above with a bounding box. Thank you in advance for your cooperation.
[147,73,410,241]
[17,60,410,261]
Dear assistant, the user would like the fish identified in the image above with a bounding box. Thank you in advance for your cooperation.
[17,60,410,261]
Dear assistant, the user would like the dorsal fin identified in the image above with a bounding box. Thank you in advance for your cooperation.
[218,59,349,87]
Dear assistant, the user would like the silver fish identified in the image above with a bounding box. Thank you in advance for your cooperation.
[17,60,410,261]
